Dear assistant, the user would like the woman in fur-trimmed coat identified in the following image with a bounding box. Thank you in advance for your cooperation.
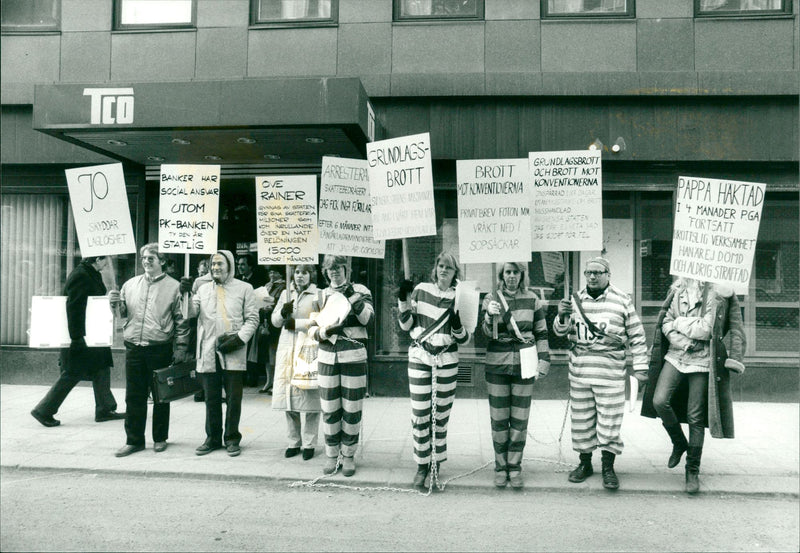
[641,278,746,494]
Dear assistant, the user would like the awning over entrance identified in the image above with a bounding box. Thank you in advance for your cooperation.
[32,78,376,167]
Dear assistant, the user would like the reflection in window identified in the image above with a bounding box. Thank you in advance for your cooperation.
[1,0,59,32]
[115,0,194,29]
[254,0,336,22]
[544,0,633,17]
[697,0,789,16]
[396,0,482,19]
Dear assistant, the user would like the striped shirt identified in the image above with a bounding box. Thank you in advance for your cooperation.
[481,288,551,376]
[553,284,648,385]
[398,282,470,347]
[312,282,373,365]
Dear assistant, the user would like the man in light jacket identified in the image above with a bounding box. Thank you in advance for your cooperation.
[183,250,258,457]
[110,243,189,457]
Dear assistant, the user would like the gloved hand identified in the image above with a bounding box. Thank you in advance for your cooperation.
[284,317,295,330]
[449,309,463,331]
[179,277,194,294]
[398,279,415,301]
[633,371,648,383]
[342,283,355,298]
[280,300,294,318]
[172,349,188,364]
[320,323,345,341]
[350,294,366,314]
[557,299,573,322]
[108,290,121,304]
[70,338,87,354]
[217,333,245,353]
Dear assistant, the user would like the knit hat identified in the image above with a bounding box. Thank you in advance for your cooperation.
[585,256,610,272]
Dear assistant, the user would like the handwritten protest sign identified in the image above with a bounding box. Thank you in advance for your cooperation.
[456,159,532,264]
[541,252,565,284]
[256,175,318,265]
[65,163,136,257]
[319,157,385,259]
[29,296,113,348]
[528,150,602,251]
[367,132,436,240]
[158,164,220,254]
[670,176,765,288]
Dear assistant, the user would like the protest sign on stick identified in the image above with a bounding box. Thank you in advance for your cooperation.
[256,175,318,265]
[367,132,436,241]
[528,150,603,252]
[319,157,385,259]
[158,164,220,255]
[456,159,532,265]
[670,176,765,289]
[65,163,136,257]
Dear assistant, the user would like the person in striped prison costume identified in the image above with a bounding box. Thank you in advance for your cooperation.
[481,262,551,489]
[307,255,373,477]
[397,252,471,489]
[553,257,648,490]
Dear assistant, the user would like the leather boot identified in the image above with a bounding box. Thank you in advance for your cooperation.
[685,446,702,494]
[413,464,429,488]
[568,453,593,483]
[601,450,619,490]
[663,423,688,469]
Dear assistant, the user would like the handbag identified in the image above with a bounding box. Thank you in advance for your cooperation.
[290,332,319,390]
[151,359,202,404]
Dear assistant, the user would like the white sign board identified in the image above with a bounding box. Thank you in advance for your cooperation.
[255,175,318,265]
[454,280,480,335]
[670,176,765,288]
[367,132,436,240]
[158,164,220,254]
[456,159,532,264]
[65,163,136,257]
[319,157,385,259]
[28,296,113,348]
[541,252,565,284]
[529,150,603,251]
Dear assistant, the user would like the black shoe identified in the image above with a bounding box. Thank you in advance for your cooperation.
[601,451,619,490]
[302,448,315,461]
[285,447,301,458]
[115,444,145,457]
[31,410,60,427]
[568,453,594,483]
[685,469,700,494]
[227,443,241,457]
[663,423,688,469]
[195,441,222,456]
[95,411,126,422]
[413,465,429,488]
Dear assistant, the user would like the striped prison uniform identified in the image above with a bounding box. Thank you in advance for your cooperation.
[480,288,551,473]
[308,282,373,459]
[553,284,648,455]
[398,282,470,466]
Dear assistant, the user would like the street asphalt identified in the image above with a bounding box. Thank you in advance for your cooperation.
[3,384,798,497]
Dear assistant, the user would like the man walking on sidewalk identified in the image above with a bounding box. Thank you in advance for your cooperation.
[182,250,259,457]
[31,256,124,427]
[110,243,189,457]
[553,257,649,490]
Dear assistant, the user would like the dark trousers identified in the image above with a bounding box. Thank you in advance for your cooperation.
[202,358,244,446]
[653,361,709,447]
[34,359,117,418]
[124,342,172,446]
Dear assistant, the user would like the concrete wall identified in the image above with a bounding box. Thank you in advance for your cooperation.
[3,0,798,104]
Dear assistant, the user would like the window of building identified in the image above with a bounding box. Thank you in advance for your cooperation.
[114,0,195,30]
[1,0,60,32]
[695,0,791,17]
[542,0,634,18]
[1,193,136,347]
[252,0,337,24]
[394,0,484,20]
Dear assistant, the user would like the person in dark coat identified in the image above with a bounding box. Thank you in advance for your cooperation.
[641,277,746,494]
[31,256,124,427]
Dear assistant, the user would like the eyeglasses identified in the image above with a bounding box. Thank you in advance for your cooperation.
[584,270,608,278]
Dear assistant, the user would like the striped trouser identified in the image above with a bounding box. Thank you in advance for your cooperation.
[408,344,459,465]
[485,371,535,472]
[318,341,367,458]
[569,379,626,455]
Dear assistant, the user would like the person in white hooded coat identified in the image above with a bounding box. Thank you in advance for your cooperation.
[185,250,259,457]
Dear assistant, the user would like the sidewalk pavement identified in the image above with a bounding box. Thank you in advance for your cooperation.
[3,384,798,497]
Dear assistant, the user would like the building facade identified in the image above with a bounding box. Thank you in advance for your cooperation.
[2,0,798,399]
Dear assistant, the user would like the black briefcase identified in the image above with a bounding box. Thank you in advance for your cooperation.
[151,360,202,404]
